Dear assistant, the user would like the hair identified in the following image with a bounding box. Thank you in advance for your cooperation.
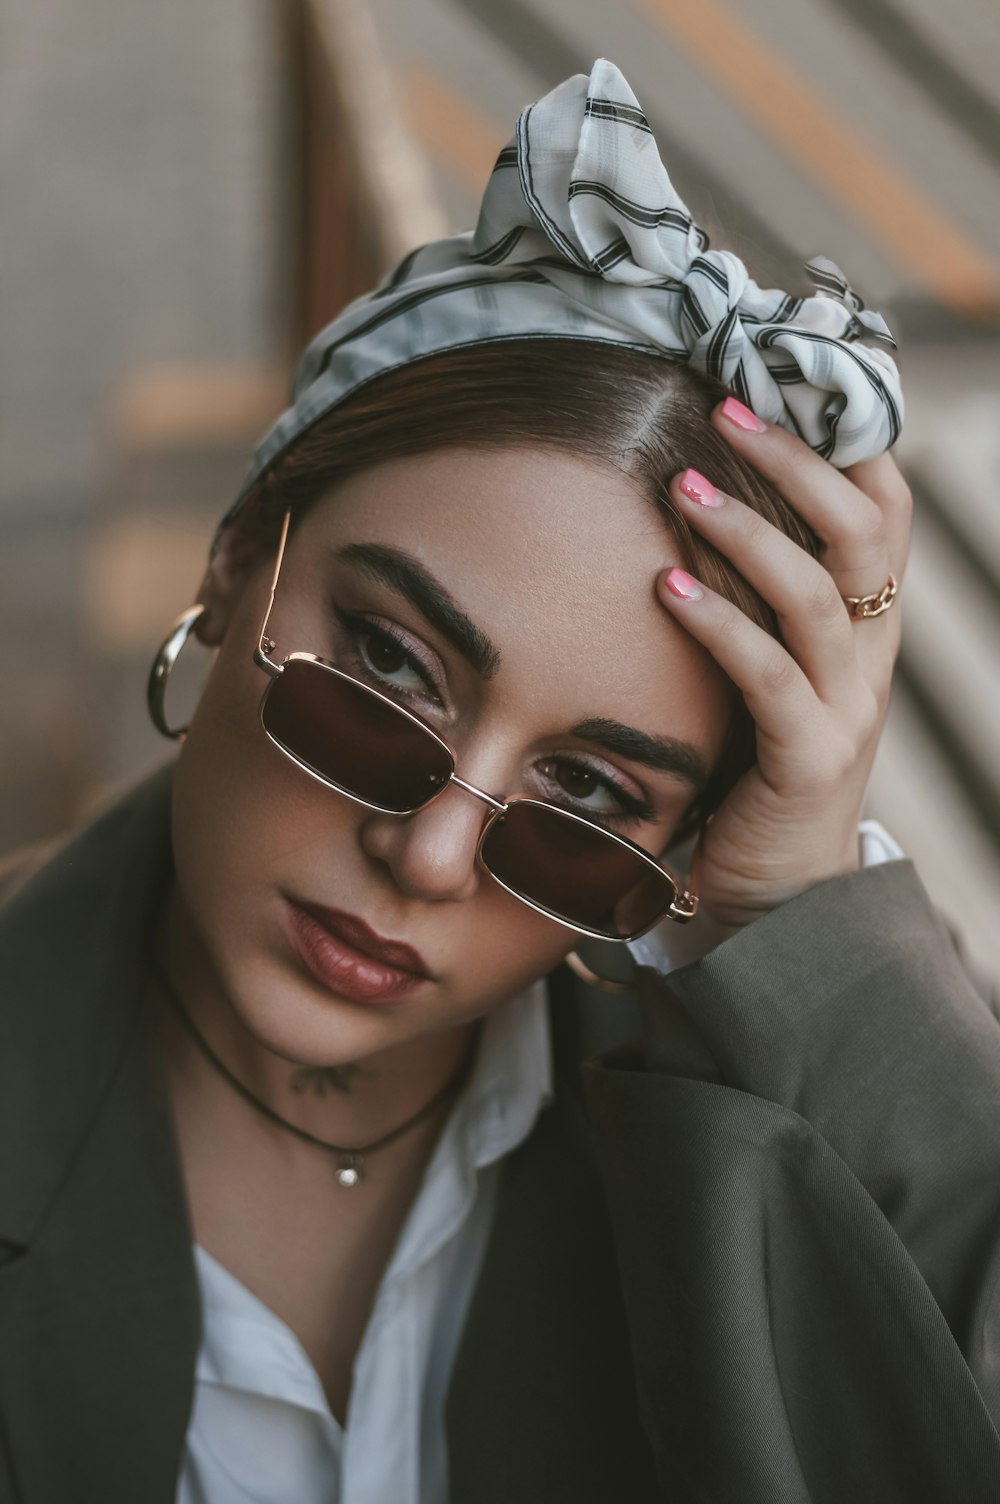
[244,339,819,842]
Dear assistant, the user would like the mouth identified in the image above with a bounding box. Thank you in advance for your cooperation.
[285,899,432,1005]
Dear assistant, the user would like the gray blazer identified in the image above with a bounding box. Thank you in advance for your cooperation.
[1,763,999,1502]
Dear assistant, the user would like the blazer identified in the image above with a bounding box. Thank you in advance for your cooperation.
[2,761,1000,1503]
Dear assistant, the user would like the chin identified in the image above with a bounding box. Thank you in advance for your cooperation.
[232,973,406,1069]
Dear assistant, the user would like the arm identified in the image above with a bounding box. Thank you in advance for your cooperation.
[580,409,1000,1499]
[583,859,1000,1502]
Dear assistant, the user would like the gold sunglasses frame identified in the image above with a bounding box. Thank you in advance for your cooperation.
[253,509,698,942]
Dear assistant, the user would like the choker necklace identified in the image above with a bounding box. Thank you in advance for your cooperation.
[150,956,473,1188]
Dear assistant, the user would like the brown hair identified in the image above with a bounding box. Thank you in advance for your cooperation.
[248,339,818,839]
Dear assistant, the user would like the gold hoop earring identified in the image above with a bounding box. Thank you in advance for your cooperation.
[563,949,634,993]
[146,604,206,740]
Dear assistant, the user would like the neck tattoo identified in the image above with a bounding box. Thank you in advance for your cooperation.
[150,956,474,1188]
[290,1063,364,1097]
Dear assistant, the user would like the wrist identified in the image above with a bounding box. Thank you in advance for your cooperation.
[631,820,902,976]
[699,833,863,931]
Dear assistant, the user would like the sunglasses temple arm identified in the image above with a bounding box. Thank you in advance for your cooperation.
[254,508,293,679]
[663,854,698,924]
[667,888,699,922]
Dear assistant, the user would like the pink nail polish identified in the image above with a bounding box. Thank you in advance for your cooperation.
[663,568,703,601]
[678,468,723,506]
[719,396,766,433]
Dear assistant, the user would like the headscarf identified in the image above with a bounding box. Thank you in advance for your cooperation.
[215,57,902,543]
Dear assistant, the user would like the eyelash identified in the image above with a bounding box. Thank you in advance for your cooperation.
[332,609,654,828]
[334,609,443,701]
[538,758,655,830]
[538,757,655,825]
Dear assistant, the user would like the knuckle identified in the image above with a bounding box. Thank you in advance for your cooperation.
[884,476,914,525]
[712,607,745,653]
[854,502,887,551]
[869,452,913,507]
[826,503,887,570]
[846,452,909,511]
[759,649,797,696]
[737,507,772,551]
[804,571,847,623]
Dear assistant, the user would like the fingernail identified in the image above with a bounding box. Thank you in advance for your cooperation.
[678,468,724,507]
[719,396,766,433]
[663,568,703,601]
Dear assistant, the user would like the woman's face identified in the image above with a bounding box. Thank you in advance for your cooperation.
[172,445,732,1068]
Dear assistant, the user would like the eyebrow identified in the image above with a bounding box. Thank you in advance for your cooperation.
[337,543,708,788]
[570,718,709,789]
[336,543,502,678]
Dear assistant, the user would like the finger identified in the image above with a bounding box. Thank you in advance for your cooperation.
[672,468,860,709]
[711,397,905,691]
[654,564,824,753]
[841,450,913,583]
[711,397,899,596]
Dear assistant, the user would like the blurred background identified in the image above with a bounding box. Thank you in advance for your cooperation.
[3,0,999,973]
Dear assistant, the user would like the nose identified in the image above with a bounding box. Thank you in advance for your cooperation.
[357,778,497,905]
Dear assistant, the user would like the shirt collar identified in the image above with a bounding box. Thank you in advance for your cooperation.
[385,977,553,1282]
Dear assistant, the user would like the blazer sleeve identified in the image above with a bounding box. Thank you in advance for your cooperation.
[581,859,1000,1504]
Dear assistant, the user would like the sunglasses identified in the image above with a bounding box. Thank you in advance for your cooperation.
[253,510,698,942]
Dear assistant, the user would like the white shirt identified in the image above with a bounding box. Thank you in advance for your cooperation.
[177,821,904,1504]
[178,980,553,1504]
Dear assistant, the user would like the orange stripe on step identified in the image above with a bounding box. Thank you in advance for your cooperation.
[637,0,1000,316]
[400,67,507,196]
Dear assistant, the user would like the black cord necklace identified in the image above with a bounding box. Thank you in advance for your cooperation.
[150,956,473,1188]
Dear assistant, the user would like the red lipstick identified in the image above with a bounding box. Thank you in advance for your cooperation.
[285,900,431,1005]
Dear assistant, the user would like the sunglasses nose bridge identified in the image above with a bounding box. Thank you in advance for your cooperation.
[446,772,507,816]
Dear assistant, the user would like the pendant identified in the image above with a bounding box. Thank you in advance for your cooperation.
[336,1154,364,1188]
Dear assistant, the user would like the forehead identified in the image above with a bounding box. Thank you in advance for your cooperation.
[299,445,731,749]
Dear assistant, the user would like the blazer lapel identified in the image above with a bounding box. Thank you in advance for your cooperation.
[0,763,199,1504]
[445,968,661,1503]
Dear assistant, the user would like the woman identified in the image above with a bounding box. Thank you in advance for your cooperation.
[2,59,999,1504]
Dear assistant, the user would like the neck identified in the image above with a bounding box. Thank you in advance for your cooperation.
[147,879,478,1174]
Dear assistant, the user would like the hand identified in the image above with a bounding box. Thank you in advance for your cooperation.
[657,397,912,929]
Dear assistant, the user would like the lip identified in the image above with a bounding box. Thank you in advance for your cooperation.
[285,900,432,1005]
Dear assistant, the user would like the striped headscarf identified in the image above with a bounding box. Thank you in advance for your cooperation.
[217,57,903,540]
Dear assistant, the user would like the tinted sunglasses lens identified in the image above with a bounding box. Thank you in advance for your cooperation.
[261,659,452,812]
[480,801,675,940]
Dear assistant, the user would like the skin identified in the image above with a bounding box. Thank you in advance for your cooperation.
[146,402,912,1417]
[666,405,911,924]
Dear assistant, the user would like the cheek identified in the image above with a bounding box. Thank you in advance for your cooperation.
[176,647,270,849]
[446,894,576,1004]
[169,642,356,947]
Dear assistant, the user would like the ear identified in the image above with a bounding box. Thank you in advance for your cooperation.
[193,513,269,648]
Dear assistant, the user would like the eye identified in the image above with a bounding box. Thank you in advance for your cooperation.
[333,610,442,702]
[551,761,604,803]
[355,622,431,694]
[535,756,653,824]
[363,626,421,685]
